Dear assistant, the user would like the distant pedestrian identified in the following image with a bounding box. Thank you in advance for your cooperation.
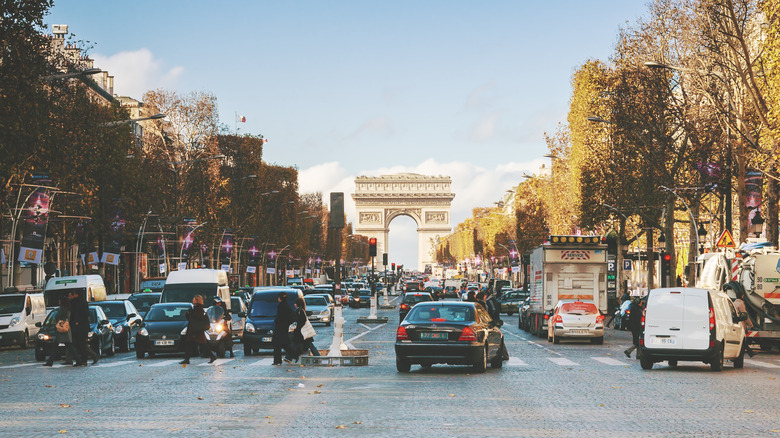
[465,291,477,302]
[733,293,756,358]
[273,292,295,365]
[485,290,502,325]
[180,295,215,365]
[44,297,84,367]
[476,292,487,310]
[624,297,645,358]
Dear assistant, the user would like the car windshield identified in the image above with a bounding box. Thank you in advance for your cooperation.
[43,308,61,326]
[96,302,126,318]
[560,302,599,315]
[0,295,25,314]
[128,294,160,312]
[206,305,224,322]
[145,305,191,322]
[250,295,279,317]
[89,307,98,324]
[359,290,371,296]
[406,305,474,323]
[403,294,432,305]
[230,298,242,312]
[305,297,327,306]
[161,283,218,304]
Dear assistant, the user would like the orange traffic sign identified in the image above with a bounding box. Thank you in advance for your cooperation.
[716,230,736,248]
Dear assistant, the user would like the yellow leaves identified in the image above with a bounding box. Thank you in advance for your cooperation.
[59,404,71,408]
[335,425,348,429]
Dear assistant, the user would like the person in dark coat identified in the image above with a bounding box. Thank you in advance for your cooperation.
[44,297,84,367]
[624,297,645,358]
[285,297,308,363]
[68,290,92,366]
[485,290,502,325]
[180,295,215,364]
[272,291,295,365]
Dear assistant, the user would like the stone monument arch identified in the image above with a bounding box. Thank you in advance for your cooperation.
[352,173,454,272]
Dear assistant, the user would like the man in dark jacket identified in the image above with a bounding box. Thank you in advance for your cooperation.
[68,290,91,366]
[180,295,215,364]
[624,297,645,359]
[272,292,294,365]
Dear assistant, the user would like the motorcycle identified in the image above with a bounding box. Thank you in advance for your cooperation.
[206,305,229,357]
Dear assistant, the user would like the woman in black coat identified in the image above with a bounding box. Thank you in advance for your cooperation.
[272,292,294,365]
[180,295,216,364]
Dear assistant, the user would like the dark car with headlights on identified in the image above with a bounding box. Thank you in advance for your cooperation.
[399,292,434,322]
[89,300,143,352]
[497,289,529,316]
[356,289,372,308]
[243,288,303,356]
[128,292,161,319]
[395,301,505,373]
[35,306,116,361]
[135,303,192,358]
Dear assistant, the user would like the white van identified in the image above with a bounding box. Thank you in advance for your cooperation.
[43,275,107,311]
[160,269,230,310]
[640,287,747,371]
[0,293,46,348]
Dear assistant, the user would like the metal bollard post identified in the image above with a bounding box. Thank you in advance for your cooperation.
[382,287,389,306]
[328,305,347,357]
[368,295,378,319]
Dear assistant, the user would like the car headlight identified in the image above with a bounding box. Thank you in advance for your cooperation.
[268,329,273,335]
[245,322,255,333]
[114,325,124,334]
[87,332,94,338]
[139,328,148,336]
[181,327,188,336]
[38,333,50,341]
[9,317,20,327]
[320,310,330,316]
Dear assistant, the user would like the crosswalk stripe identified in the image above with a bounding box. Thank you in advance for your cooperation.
[548,357,579,366]
[505,357,527,367]
[591,357,627,366]
[197,358,234,367]
[248,358,274,366]
[744,359,780,369]
[92,360,135,368]
[0,362,39,369]
[144,359,181,367]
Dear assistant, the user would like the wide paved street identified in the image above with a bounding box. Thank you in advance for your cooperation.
[1,296,779,437]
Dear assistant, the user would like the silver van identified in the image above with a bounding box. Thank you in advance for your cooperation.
[0,293,46,348]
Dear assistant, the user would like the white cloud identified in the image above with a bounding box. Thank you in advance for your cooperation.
[343,116,393,141]
[92,49,184,98]
[465,80,495,109]
[469,111,501,142]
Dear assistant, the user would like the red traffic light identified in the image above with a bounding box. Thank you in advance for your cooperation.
[663,253,672,261]
[368,237,377,257]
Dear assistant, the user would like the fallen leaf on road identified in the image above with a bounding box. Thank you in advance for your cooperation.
[197,397,204,400]
[265,416,272,419]
[301,376,306,379]
[449,394,455,397]
[744,410,754,413]
[45,385,55,388]
[353,421,362,424]
[335,425,347,429]
[181,364,187,368]
[313,390,321,394]
[611,386,621,389]
[59,430,67,434]
[39,408,43,411]
[216,403,223,406]
[59,404,71,408]
[598,404,605,407]
[317,384,324,388]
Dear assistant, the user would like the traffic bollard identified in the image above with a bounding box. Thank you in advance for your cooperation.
[368,295,378,319]
[328,305,347,357]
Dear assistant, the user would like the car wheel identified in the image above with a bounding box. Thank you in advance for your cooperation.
[326,321,331,327]
[490,344,504,369]
[106,337,115,357]
[243,343,252,356]
[591,336,603,345]
[711,343,724,371]
[668,360,678,367]
[553,333,560,344]
[733,346,745,369]
[35,348,46,361]
[136,349,145,359]
[473,345,487,373]
[216,343,226,358]
[20,330,29,349]
[148,351,156,358]
[640,355,654,370]
[396,356,411,373]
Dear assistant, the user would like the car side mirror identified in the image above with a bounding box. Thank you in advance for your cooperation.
[35,322,42,328]
[100,319,110,325]
[238,312,246,318]
[26,306,32,315]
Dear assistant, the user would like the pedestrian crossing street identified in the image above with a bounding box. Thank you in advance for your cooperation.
[4,355,778,370]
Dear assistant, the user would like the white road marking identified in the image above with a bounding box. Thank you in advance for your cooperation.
[92,360,136,368]
[591,356,627,366]
[345,323,386,344]
[505,357,527,367]
[0,362,39,369]
[744,359,780,369]
[248,358,274,366]
[548,357,579,366]
[197,358,234,366]
[145,359,182,367]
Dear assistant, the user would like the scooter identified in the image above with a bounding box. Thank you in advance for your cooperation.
[206,305,229,357]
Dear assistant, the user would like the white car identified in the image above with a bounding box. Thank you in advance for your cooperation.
[547,300,604,344]
[304,294,334,326]
[640,287,747,371]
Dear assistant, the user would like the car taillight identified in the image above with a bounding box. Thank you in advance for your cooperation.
[543,314,550,320]
[396,326,409,340]
[641,307,645,328]
[400,304,409,310]
[709,307,716,330]
[554,315,563,323]
[596,314,605,324]
[458,326,477,341]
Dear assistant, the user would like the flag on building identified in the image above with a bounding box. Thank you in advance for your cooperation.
[237,115,246,123]
[101,205,125,265]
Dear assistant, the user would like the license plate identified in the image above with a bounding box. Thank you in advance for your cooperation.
[155,340,174,346]
[262,337,272,343]
[652,337,676,345]
[570,329,589,334]
[420,332,447,340]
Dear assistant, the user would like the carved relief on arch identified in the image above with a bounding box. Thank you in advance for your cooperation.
[359,212,383,224]
[425,211,448,224]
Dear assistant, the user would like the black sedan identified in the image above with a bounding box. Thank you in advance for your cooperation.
[395,301,505,373]
[35,306,116,361]
[399,292,434,322]
[89,300,143,352]
[357,289,373,308]
[135,303,192,358]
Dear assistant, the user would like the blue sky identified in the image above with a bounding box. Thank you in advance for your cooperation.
[47,1,648,269]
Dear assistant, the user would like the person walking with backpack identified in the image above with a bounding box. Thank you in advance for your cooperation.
[44,296,84,367]
[180,295,216,365]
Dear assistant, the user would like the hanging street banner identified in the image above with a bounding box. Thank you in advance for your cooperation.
[247,237,260,266]
[745,169,763,225]
[101,204,125,265]
[266,249,277,274]
[509,241,520,273]
[181,220,197,260]
[220,229,234,264]
[18,187,51,264]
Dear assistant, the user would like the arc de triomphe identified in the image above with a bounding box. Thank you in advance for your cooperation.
[352,173,454,272]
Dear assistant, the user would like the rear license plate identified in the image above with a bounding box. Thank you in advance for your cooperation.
[262,337,272,343]
[420,332,447,340]
[570,329,589,334]
[652,337,676,345]
[155,340,174,346]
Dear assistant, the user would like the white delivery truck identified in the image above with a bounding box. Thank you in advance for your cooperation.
[526,236,608,337]
[42,275,107,311]
[161,269,231,310]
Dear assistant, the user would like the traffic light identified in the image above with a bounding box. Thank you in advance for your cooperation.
[369,237,377,257]
[392,262,396,271]
[661,252,672,287]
